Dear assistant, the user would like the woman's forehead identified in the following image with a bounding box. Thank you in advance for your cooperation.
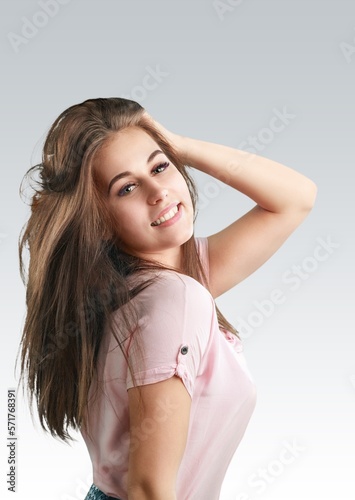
[94,127,162,184]
[100,127,158,163]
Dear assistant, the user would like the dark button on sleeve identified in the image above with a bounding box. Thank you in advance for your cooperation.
[180,345,189,355]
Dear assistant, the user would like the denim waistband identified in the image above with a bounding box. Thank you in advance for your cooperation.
[84,483,122,500]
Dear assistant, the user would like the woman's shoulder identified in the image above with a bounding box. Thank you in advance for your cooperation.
[121,235,213,316]
[108,270,214,343]
[124,270,213,327]
[138,269,211,304]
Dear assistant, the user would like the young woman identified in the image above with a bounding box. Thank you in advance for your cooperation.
[18,97,317,500]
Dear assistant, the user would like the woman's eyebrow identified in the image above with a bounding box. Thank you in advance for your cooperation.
[107,149,163,194]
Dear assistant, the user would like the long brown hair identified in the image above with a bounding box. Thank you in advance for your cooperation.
[17,97,239,443]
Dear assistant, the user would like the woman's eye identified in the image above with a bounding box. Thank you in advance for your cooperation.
[153,161,170,174]
[117,162,169,196]
[118,183,136,196]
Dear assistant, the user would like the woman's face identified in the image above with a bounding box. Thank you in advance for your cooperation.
[94,126,194,267]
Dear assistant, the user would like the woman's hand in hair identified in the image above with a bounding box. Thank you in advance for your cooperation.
[140,111,188,164]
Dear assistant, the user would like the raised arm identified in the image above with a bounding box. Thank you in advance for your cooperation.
[143,113,317,298]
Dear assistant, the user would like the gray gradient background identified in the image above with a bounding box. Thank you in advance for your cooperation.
[1,0,354,498]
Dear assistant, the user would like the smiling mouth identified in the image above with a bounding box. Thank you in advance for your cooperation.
[151,204,180,226]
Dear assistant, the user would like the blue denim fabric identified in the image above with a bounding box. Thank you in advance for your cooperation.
[84,483,122,500]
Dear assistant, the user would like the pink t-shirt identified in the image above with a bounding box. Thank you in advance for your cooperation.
[81,237,257,500]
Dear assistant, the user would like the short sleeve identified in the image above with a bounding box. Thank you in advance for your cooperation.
[125,272,213,399]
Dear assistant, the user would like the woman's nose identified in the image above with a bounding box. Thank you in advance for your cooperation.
[146,181,169,205]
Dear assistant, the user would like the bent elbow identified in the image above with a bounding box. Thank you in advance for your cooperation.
[301,179,318,213]
[308,180,318,209]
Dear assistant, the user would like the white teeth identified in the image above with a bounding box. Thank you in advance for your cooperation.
[152,205,179,226]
